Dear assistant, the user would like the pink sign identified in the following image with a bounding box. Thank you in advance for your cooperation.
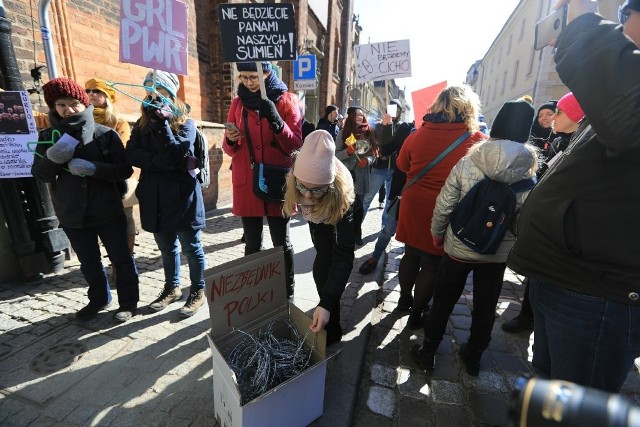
[411,81,448,122]
[119,0,189,75]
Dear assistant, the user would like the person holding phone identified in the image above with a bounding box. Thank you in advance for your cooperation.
[508,0,640,393]
[223,62,302,299]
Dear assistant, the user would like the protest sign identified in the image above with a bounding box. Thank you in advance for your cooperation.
[0,91,37,178]
[354,39,411,84]
[119,0,189,75]
[411,81,448,120]
[217,3,297,62]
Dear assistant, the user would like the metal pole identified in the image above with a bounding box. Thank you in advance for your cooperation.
[38,0,57,78]
[0,1,67,280]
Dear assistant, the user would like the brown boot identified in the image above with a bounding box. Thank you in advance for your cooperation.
[179,289,205,318]
[150,285,182,312]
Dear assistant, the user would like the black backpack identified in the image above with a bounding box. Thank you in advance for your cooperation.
[193,127,211,188]
[448,177,536,254]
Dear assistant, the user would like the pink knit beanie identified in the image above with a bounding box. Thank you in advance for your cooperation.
[557,92,585,123]
[293,130,336,185]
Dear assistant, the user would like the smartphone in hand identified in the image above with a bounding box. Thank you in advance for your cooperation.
[224,122,241,134]
[534,5,568,50]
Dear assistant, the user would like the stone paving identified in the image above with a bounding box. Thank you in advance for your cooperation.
[0,206,382,427]
[352,238,640,426]
[1,202,640,427]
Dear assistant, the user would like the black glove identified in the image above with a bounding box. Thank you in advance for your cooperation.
[259,99,284,134]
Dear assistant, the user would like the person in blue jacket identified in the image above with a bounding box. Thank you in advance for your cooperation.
[125,70,206,318]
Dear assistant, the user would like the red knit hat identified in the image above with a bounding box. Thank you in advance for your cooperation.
[42,77,90,108]
[557,92,585,123]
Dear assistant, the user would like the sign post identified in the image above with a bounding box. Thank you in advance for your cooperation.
[293,54,316,91]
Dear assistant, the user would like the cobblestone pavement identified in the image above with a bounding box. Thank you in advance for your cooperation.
[1,203,639,427]
[352,238,640,426]
[0,206,383,426]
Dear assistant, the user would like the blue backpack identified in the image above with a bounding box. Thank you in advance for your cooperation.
[448,177,536,254]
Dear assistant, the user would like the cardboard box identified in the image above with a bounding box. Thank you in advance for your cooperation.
[205,248,328,427]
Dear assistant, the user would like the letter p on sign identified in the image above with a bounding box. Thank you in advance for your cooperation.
[294,54,316,80]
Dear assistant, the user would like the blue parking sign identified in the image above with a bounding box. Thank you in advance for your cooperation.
[293,55,316,80]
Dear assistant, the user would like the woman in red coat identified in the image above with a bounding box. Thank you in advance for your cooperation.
[223,62,302,298]
[395,85,486,328]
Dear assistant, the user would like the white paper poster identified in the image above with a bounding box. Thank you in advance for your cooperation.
[0,91,37,178]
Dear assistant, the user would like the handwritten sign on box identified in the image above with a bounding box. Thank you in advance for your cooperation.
[119,0,189,75]
[354,39,412,84]
[217,3,297,62]
[205,248,288,337]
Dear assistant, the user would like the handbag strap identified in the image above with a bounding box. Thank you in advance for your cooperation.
[242,108,257,167]
[399,131,470,195]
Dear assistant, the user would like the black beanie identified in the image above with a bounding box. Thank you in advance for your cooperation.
[622,0,640,13]
[236,62,272,72]
[490,100,535,143]
[537,101,557,115]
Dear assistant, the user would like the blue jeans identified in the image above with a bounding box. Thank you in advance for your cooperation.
[371,215,397,261]
[529,279,640,392]
[362,168,394,226]
[63,214,139,309]
[154,229,205,291]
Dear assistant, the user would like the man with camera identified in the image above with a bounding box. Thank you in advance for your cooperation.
[508,0,640,393]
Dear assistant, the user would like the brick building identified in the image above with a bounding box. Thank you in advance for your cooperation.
[2,0,353,210]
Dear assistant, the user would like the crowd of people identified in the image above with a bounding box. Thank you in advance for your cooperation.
[26,0,640,398]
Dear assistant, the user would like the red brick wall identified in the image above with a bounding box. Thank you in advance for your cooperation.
[2,0,348,211]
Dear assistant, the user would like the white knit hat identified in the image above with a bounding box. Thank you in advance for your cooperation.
[293,130,336,185]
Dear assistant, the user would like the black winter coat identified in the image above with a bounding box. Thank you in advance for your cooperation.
[508,13,640,306]
[308,205,355,311]
[31,119,132,229]
[125,118,205,233]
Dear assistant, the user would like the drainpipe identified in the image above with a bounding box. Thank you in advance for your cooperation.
[340,0,352,111]
[38,0,57,78]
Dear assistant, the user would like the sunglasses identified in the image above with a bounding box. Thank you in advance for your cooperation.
[619,6,630,25]
[295,180,330,196]
[85,89,104,95]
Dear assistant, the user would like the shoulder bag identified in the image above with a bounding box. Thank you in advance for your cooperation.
[387,131,471,221]
[242,109,289,202]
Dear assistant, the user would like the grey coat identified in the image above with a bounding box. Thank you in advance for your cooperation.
[431,139,537,263]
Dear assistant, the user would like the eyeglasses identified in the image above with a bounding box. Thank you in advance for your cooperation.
[239,75,260,83]
[295,180,330,196]
[85,89,104,95]
[619,6,630,25]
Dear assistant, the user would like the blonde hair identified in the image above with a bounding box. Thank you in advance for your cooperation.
[429,84,481,133]
[137,95,188,133]
[94,97,120,128]
[282,156,355,225]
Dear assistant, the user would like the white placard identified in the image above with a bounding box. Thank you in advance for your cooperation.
[0,91,38,178]
[354,39,411,84]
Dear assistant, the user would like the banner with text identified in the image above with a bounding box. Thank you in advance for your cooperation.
[217,3,297,62]
[354,39,411,84]
[120,0,189,75]
[0,91,37,178]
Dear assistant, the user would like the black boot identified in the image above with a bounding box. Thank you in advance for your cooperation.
[459,343,482,376]
[411,339,440,372]
[501,314,534,333]
[408,309,424,330]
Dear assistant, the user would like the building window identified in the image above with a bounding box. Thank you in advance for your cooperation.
[519,19,526,41]
[527,50,536,76]
[501,71,507,95]
[508,35,513,54]
[512,60,519,87]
